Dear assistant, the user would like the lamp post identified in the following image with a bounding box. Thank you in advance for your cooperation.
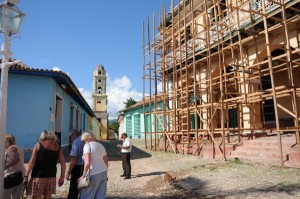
[0,0,24,197]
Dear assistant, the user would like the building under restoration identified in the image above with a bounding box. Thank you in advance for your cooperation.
[142,0,300,167]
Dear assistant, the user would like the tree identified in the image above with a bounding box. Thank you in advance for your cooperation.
[124,97,137,108]
[109,121,119,132]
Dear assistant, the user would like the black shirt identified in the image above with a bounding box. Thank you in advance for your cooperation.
[31,143,60,178]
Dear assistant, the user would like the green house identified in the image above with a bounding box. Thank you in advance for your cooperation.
[119,99,164,139]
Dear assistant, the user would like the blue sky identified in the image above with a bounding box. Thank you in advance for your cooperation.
[4,0,172,119]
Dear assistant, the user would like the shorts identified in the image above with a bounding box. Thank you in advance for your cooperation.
[28,177,56,197]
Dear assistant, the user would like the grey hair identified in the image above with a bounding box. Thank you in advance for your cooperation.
[69,129,80,136]
[81,130,95,142]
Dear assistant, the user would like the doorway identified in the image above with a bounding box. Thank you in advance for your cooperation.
[55,95,63,146]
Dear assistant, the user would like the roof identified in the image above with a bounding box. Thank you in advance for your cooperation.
[119,96,160,112]
[95,64,105,72]
[4,60,96,117]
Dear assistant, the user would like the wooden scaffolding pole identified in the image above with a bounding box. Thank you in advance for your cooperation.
[261,0,284,166]
[142,0,300,167]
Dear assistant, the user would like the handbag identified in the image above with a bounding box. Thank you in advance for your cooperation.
[77,143,91,189]
[22,185,28,199]
[4,171,23,189]
[77,172,91,189]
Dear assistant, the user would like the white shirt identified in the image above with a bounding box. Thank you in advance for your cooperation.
[83,141,107,175]
[121,137,131,153]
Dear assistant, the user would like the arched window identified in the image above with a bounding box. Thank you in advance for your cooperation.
[98,87,102,94]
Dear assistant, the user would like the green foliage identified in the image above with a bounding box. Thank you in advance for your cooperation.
[124,97,137,108]
[109,121,119,132]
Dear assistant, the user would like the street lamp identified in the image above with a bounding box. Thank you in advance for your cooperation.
[0,0,24,197]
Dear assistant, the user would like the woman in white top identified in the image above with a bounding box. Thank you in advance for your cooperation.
[78,131,108,199]
[4,134,26,199]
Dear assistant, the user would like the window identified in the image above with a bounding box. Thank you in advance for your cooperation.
[262,75,275,122]
[133,114,141,138]
[156,114,164,132]
[77,111,82,131]
[76,110,79,129]
[98,87,102,94]
[208,0,227,25]
[125,116,132,137]
[70,104,79,130]
[69,106,74,130]
[229,108,238,128]
[180,25,192,45]
[82,114,86,131]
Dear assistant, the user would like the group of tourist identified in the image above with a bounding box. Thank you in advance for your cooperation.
[4,130,131,199]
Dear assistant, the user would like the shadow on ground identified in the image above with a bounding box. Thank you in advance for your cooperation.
[133,171,166,178]
[107,174,300,199]
[101,140,151,161]
[23,140,152,164]
[220,183,300,198]
[107,176,221,199]
[39,140,151,163]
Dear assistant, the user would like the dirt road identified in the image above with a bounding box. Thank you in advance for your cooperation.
[51,139,300,199]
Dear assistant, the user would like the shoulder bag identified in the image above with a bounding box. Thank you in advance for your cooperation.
[4,171,23,189]
[77,143,92,189]
[4,151,24,189]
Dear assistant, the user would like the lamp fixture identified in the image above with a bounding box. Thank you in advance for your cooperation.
[5,0,19,6]
[0,1,25,35]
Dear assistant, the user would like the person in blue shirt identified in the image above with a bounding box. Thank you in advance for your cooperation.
[66,129,84,199]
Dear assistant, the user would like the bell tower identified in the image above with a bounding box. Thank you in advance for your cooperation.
[92,64,108,139]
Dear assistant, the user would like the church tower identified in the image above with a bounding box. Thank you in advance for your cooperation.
[92,64,108,140]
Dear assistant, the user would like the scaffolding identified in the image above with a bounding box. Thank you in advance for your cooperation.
[142,0,300,166]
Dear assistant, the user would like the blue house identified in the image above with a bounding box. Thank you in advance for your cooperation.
[5,62,100,156]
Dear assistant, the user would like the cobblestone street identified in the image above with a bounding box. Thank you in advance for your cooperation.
[24,139,300,199]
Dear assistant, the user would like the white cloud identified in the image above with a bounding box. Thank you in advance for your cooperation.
[78,88,93,108]
[79,75,143,120]
[53,66,70,76]
[52,67,61,71]
[107,76,143,119]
